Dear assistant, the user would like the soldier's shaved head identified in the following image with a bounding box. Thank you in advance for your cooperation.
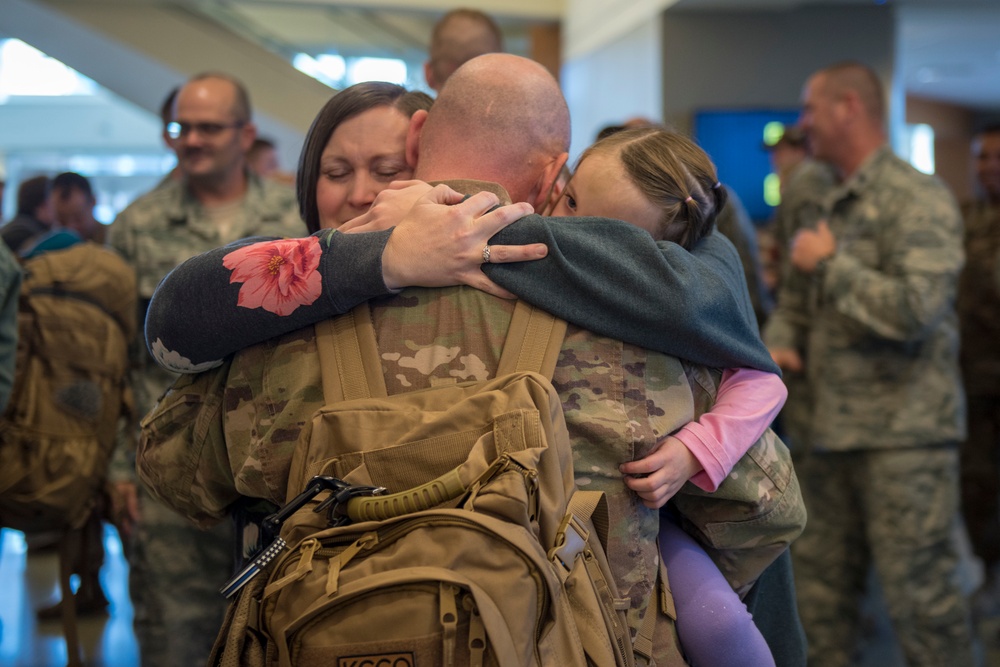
[409,53,569,208]
[801,61,887,177]
[816,61,885,127]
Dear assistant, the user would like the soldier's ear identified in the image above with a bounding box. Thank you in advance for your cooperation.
[239,122,258,154]
[528,152,568,212]
[405,110,428,170]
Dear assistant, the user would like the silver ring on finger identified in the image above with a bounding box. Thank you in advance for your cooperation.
[482,245,491,264]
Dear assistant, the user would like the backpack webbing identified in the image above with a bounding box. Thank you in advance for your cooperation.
[315,299,567,402]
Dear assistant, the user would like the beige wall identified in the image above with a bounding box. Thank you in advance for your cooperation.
[906,95,977,203]
[660,6,897,135]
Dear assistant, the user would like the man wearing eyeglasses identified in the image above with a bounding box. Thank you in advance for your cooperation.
[107,72,303,667]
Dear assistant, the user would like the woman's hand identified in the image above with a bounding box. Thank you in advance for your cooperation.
[338,181,432,232]
[374,183,547,298]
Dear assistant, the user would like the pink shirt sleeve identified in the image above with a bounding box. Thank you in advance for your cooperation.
[675,368,787,492]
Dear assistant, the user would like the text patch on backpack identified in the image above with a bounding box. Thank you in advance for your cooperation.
[338,653,414,667]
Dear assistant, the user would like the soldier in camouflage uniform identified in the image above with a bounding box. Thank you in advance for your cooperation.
[0,239,20,414]
[766,133,837,455]
[763,62,975,666]
[107,72,304,667]
[140,55,805,666]
[958,124,1000,600]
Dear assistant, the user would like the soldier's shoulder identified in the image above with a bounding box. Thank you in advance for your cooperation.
[787,159,836,193]
[252,176,298,213]
[113,183,179,228]
[0,240,18,278]
[877,152,948,194]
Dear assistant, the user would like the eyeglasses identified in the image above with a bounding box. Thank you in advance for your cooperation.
[166,121,245,140]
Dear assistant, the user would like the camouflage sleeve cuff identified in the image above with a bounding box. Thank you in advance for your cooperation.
[821,251,855,308]
[762,314,800,350]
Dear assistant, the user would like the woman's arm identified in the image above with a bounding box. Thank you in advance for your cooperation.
[148,186,778,375]
[146,189,536,372]
[146,230,391,373]
[487,218,778,373]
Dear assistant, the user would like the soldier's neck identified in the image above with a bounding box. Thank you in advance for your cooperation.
[188,170,249,208]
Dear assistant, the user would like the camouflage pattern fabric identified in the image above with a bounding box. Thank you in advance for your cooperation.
[767,158,836,455]
[211,286,791,659]
[770,158,837,276]
[108,171,303,439]
[129,498,235,666]
[142,182,804,664]
[956,200,1000,570]
[108,171,303,667]
[763,146,966,451]
[793,447,973,667]
[763,146,974,665]
[957,200,1000,396]
[0,240,20,414]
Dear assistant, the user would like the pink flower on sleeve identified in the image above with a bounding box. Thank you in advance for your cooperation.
[222,237,323,316]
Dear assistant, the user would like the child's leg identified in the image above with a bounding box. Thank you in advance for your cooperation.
[660,519,775,667]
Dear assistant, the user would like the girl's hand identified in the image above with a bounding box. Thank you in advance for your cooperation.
[620,436,704,509]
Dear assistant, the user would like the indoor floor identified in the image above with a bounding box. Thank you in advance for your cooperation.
[0,525,997,666]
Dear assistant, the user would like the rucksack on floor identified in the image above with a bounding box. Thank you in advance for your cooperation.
[0,242,135,533]
[212,301,651,667]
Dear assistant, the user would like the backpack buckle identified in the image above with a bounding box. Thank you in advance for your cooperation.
[548,513,590,572]
[314,482,387,527]
[261,476,353,541]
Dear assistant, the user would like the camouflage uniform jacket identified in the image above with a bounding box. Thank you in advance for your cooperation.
[957,199,1000,397]
[141,181,804,663]
[772,158,838,266]
[0,240,21,413]
[108,171,304,476]
[763,146,966,450]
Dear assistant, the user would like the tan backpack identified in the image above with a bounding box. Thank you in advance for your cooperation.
[0,242,134,533]
[0,242,134,666]
[211,301,663,667]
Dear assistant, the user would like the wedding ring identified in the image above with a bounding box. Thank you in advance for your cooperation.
[482,245,491,264]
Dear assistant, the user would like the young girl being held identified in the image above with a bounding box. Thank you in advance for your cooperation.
[553,127,780,667]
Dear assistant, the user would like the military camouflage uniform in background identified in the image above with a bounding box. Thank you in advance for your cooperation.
[0,240,21,414]
[768,158,837,454]
[763,146,974,667]
[107,171,303,667]
[140,181,805,666]
[957,198,1000,580]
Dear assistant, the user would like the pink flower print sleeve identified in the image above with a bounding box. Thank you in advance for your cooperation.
[222,236,323,316]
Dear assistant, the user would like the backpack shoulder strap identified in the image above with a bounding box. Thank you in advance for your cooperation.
[315,300,567,404]
[496,301,566,379]
[315,302,387,402]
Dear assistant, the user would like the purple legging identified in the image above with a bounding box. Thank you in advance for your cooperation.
[660,519,775,667]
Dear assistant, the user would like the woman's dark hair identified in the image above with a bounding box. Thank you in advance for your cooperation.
[580,127,727,250]
[16,175,52,218]
[297,82,434,232]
